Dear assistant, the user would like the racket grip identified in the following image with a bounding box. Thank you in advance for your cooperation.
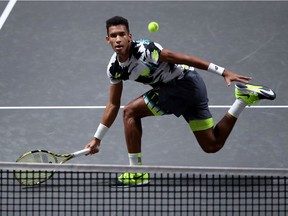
[73,149,90,157]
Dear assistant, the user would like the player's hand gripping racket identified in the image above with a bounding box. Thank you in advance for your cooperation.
[14,148,90,186]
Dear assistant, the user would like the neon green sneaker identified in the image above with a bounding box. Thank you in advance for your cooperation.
[235,83,276,106]
[116,172,150,187]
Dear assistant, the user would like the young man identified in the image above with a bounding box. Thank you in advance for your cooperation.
[85,16,276,186]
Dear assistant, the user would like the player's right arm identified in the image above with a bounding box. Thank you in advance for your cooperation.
[85,81,123,155]
[101,81,123,127]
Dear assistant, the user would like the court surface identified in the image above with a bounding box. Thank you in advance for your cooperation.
[0,1,288,168]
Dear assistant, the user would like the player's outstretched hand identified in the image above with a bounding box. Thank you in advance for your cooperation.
[222,69,252,86]
[85,138,101,155]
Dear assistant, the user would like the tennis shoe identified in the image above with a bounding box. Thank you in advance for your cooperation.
[116,172,150,187]
[235,83,276,106]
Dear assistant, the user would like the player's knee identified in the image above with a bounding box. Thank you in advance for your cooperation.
[123,105,135,121]
[200,141,223,154]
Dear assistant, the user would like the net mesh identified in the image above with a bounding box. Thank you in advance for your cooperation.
[1,162,287,216]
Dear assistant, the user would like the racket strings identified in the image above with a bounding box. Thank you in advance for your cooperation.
[14,151,58,186]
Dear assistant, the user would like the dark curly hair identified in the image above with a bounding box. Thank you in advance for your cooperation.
[106,16,130,35]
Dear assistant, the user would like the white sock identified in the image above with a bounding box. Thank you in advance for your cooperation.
[128,153,142,166]
[228,99,247,118]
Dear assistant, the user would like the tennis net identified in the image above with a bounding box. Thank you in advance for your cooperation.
[1,162,287,215]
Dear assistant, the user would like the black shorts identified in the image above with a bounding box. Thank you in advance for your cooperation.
[143,70,214,131]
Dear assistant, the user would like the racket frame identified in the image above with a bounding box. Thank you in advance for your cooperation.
[14,148,90,186]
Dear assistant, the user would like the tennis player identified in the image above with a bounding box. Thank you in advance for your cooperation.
[85,16,276,186]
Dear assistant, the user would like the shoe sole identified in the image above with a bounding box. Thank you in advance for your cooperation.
[235,83,276,100]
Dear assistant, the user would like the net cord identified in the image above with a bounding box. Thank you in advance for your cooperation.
[1,162,288,177]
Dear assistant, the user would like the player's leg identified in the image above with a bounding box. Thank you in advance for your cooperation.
[190,83,276,153]
[190,114,237,153]
[117,89,170,186]
[123,89,171,157]
[116,96,152,186]
[122,95,153,154]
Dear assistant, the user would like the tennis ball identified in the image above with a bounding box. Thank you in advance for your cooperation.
[148,21,159,33]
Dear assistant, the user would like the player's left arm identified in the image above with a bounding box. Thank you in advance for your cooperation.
[159,48,252,86]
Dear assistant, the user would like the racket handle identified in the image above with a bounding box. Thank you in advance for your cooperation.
[73,148,90,157]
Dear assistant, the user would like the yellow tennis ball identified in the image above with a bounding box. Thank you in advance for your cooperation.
[148,21,159,33]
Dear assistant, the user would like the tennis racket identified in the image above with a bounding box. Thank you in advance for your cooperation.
[14,148,90,186]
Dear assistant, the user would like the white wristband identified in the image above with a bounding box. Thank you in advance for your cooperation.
[94,123,109,140]
[208,63,225,76]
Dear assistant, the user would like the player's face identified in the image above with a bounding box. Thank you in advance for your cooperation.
[106,25,132,62]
